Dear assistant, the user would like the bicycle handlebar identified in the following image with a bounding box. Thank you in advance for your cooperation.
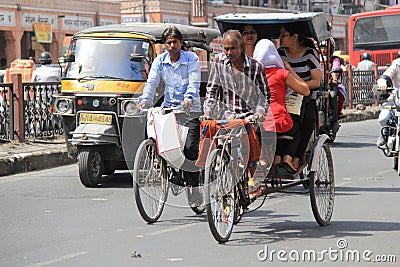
[139,104,184,113]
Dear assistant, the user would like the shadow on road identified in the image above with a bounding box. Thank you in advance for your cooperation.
[336,186,400,194]
[98,172,133,188]
[331,141,376,148]
[225,213,400,247]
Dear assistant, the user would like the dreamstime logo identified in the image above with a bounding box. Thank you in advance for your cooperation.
[257,238,397,263]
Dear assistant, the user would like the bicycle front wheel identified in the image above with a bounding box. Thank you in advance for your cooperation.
[309,143,335,226]
[205,149,235,243]
[133,139,168,223]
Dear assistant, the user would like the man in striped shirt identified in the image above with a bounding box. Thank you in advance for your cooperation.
[203,30,270,119]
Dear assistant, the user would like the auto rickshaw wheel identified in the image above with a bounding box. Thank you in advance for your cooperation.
[78,146,103,187]
[103,160,116,175]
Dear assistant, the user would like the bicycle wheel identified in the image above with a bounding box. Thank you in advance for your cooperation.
[205,149,235,243]
[133,139,168,223]
[309,143,335,226]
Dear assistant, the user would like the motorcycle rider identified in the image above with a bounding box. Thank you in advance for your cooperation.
[321,38,346,122]
[31,51,61,82]
[357,52,375,71]
[376,57,400,150]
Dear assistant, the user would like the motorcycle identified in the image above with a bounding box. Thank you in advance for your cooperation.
[376,87,400,174]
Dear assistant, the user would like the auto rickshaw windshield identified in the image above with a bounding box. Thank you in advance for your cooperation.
[65,38,151,81]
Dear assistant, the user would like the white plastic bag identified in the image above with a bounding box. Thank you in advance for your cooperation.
[152,112,188,168]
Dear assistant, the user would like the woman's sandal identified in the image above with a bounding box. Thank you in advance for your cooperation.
[248,179,262,195]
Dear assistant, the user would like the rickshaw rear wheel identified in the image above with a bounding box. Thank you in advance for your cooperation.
[205,149,235,243]
[133,139,168,224]
[78,146,103,187]
[309,143,335,226]
[393,156,398,170]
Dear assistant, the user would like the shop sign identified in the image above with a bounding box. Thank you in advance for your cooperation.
[33,22,52,43]
[162,15,188,25]
[62,15,94,31]
[0,11,16,27]
[21,13,58,29]
[99,18,119,26]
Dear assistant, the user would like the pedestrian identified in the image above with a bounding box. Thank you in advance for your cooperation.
[137,26,203,207]
[31,52,61,82]
[357,52,375,71]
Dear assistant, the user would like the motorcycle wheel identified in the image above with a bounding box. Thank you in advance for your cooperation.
[78,146,103,187]
[394,156,398,171]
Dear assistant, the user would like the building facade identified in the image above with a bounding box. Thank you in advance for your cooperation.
[0,0,395,69]
[0,0,120,69]
[120,0,395,55]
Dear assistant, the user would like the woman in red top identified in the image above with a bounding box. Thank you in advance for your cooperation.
[253,39,309,173]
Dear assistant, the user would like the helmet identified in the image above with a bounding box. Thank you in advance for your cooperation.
[38,51,52,64]
[361,52,371,61]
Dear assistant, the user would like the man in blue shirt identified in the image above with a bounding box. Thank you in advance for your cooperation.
[138,26,202,206]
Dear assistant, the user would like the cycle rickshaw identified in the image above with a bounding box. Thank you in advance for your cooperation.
[204,12,335,243]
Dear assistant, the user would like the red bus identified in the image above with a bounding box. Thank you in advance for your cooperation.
[348,5,400,69]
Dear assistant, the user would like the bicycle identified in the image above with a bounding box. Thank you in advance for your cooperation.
[203,116,335,243]
[132,105,205,223]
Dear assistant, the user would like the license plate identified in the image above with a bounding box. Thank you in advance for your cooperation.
[79,113,112,125]
[395,111,400,117]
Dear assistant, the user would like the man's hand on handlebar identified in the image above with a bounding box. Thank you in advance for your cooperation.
[136,101,146,111]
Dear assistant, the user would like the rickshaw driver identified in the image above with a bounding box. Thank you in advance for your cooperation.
[137,26,203,206]
[201,30,270,193]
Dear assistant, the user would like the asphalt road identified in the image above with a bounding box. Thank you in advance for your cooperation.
[0,119,399,267]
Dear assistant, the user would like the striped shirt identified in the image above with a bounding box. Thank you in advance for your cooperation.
[357,59,374,71]
[204,53,270,119]
[278,47,320,98]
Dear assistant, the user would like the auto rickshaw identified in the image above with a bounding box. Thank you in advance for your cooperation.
[53,23,220,187]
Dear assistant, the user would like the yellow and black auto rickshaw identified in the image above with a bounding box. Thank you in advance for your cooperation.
[53,23,220,187]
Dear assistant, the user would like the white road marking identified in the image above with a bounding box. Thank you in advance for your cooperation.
[27,251,88,267]
[146,222,199,236]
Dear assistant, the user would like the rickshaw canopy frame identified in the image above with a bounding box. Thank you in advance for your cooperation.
[214,12,331,43]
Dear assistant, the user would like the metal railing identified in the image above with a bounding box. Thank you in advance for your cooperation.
[342,65,380,108]
[0,83,14,140]
[0,73,62,142]
[23,82,63,138]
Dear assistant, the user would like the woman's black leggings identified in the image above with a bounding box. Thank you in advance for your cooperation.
[294,99,316,159]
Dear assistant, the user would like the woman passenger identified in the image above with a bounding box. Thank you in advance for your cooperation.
[241,24,258,57]
[278,24,322,171]
[253,39,309,174]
